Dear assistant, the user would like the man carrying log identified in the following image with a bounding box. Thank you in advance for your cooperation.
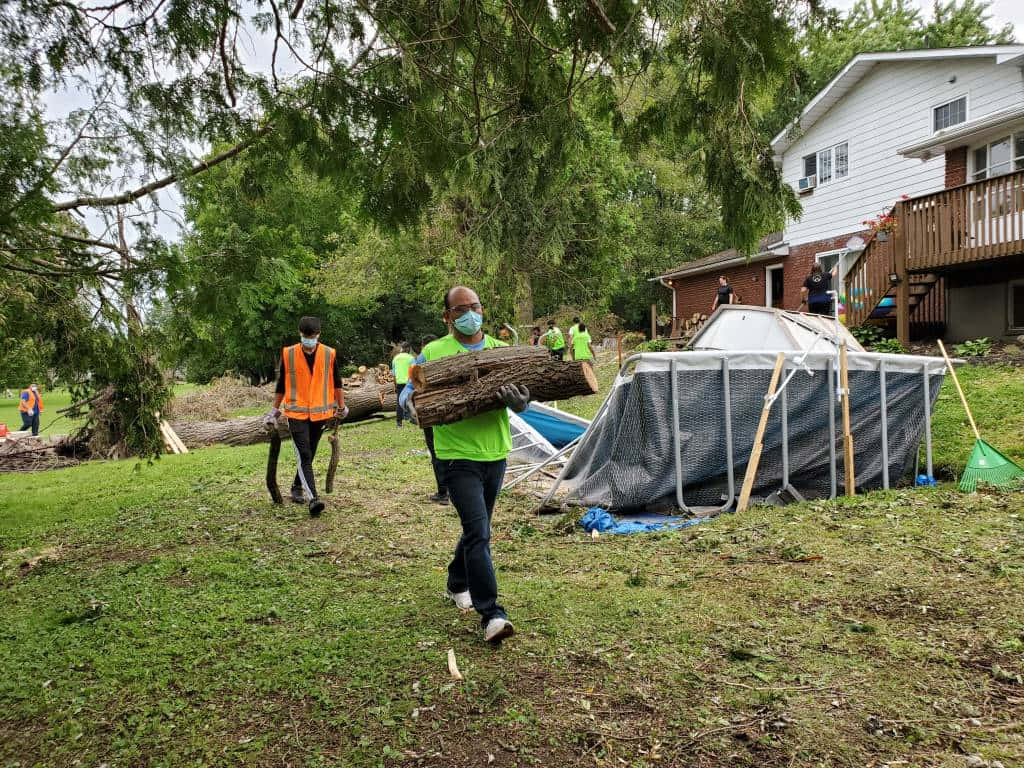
[399,286,529,644]
[269,316,348,517]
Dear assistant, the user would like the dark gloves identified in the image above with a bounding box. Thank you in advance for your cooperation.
[498,384,531,413]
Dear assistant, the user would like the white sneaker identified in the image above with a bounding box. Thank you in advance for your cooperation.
[445,590,473,612]
[484,618,515,643]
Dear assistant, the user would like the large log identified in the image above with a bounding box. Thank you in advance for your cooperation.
[411,352,598,428]
[409,345,550,391]
[170,386,398,449]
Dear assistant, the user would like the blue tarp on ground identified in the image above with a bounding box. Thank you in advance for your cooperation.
[579,507,713,535]
[519,406,587,448]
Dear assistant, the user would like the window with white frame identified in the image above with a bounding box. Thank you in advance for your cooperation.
[972,131,1024,181]
[1011,279,1024,332]
[933,96,967,132]
[801,141,849,185]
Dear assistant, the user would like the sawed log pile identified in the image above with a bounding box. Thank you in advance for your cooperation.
[409,346,599,428]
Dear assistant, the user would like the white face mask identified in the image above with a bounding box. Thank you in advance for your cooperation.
[300,336,319,350]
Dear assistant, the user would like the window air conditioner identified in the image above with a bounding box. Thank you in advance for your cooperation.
[798,174,817,193]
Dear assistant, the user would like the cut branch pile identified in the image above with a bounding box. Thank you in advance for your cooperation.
[0,436,83,473]
[410,346,599,428]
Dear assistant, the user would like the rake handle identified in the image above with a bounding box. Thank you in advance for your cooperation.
[937,340,981,441]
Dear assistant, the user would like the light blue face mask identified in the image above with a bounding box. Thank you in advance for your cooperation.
[453,310,483,336]
[300,336,319,350]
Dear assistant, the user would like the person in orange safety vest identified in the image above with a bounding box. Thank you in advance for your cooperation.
[270,316,347,517]
[19,384,43,436]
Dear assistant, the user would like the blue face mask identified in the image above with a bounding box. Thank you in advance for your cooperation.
[300,336,319,350]
[453,310,483,336]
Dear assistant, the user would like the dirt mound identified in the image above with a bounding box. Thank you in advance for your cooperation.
[166,376,272,421]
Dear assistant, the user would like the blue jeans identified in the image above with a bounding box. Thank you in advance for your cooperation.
[445,458,508,626]
[21,411,39,436]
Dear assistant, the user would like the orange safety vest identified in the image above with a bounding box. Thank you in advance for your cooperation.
[281,343,337,421]
[19,389,42,413]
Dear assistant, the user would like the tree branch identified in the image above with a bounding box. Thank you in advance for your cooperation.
[52,126,271,212]
[585,0,617,35]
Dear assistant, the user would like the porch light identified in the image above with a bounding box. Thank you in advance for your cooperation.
[888,272,901,285]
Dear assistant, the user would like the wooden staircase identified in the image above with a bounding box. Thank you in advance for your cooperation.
[844,204,946,341]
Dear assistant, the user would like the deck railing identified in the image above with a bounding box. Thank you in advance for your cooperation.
[844,229,893,328]
[904,169,1024,269]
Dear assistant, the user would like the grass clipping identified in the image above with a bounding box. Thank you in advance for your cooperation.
[166,376,272,422]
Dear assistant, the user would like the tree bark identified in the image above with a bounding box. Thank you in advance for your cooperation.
[411,353,598,428]
[409,345,550,391]
[170,386,398,449]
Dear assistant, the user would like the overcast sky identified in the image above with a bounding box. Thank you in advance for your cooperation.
[57,0,1021,246]
[828,0,1024,31]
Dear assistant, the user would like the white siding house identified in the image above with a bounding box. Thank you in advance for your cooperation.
[774,48,1024,248]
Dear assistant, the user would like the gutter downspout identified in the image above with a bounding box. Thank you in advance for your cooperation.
[658,277,677,336]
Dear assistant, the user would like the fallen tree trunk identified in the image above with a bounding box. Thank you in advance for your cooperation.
[171,384,399,450]
[409,345,549,391]
[411,352,599,428]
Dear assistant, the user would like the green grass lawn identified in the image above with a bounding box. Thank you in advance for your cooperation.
[1,358,1022,767]
[0,388,82,437]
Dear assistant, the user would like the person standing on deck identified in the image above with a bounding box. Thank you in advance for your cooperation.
[270,316,347,518]
[399,286,530,644]
[569,322,595,362]
[391,342,415,428]
[19,384,43,436]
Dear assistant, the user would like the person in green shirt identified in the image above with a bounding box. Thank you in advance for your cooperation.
[570,321,595,362]
[567,316,580,348]
[391,342,415,427]
[540,319,565,360]
[399,285,530,644]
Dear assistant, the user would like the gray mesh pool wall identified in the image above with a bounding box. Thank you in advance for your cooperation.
[558,351,944,512]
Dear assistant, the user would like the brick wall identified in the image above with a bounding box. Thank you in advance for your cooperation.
[671,260,780,323]
[670,231,872,324]
[944,146,967,188]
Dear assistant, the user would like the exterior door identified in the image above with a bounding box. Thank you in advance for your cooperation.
[766,265,785,308]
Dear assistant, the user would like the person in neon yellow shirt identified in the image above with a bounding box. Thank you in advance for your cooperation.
[539,319,565,360]
[570,322,595,362]
[391,342,415,427]
[398,286,530,644]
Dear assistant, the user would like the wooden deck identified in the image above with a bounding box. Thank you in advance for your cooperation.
[844,170,1024,341]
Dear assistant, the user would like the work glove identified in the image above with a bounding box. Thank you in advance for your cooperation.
[498,384,531,413]
[337,405,350,421]
[263,408,281,431]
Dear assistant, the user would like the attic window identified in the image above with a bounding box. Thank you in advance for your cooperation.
[933,96,966,132]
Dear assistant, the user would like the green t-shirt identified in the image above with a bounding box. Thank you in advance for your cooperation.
[573,329,593,360]
[392,352,415,385]
[420,334,511,462]
[544,327,565,350]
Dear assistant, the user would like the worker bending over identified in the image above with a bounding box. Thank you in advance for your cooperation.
[19,384,43,436]
[400,286,529,644]
[271,316,347,517]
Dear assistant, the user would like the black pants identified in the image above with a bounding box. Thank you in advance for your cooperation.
[808,301,833,316]
[445,458,508,626]
[288,418,326,499]
[422,427,447,497]
[549,348,564,360]
[395,383,405,425]
[21,411,39,436]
